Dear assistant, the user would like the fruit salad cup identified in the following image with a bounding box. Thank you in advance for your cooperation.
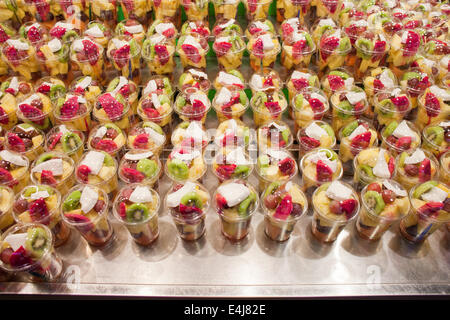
[16,92,53,133]
[213,87,249,122]
[245,19,276,39]
[380,120,421,156]
[152,0,180,21]
[257,120,293,152]
[0,2,26,29]
[19,21,49,45]
[354,30,389,80]
[0,93,19,132]
[300,148,342,192]
[400,181,450,243]
[298,120,336,158]
[48,20,81,44]
[437,54,449,82]
[212,0,239,20]
[212,18,243,37]
[0,185,14,232]
[244,0,272,21]
[311,17,338,45]
[357,179,411,241]
[291,87,330,133]
[174,87,211,124]
[178,70,210,95]
[277,0,311,23]
[0,149,30,194]
[314,0,343,19]
[137,93,173,139]
[416,85,450,131]
[6,123,44,162]
[311,180,359,243]
[330,86,368,134]
[70,36,104,80]
[88,123,126,157]
[119,150,161,187]
[440,150,450,186]
[320,68,354,100]
[256,148,298,194]
[214,119,250,149]
[1,37,41,81]
[118,0,151,25]
[113,184,160,246]
[177,33,209,69]
[75,150,119,195]
[69,75,102,107]
[182,0,209,21]
[363,67,398,108]
[115,19,146,45]
[353,147,396,190]
[127,121,166,155]
[338,1,365,26]
[250,89,288,127]
[147,19,178,43]
[281,27,316,70]
[249,68,283,95]
[89,0,116,30]
[61,184,114,246]
[388,29,422,70]
[400,68,434,109]
[214,179,259,241]
[247,33,281,72]
[142,36,175,75]
[58,0,90,22]
[396,148,439,191]
[107,35,141,83]
[317,29,351,73]
[286,69,320,101]
[262,181,308,242]
[106,76,139,114]
[12,184,71,248]
[171,121,209,152]
[422,122,450,160]
[165,181,210,241]
[93,92,131,131]
[213,32,246,71]
[212,69,246,92]
[165,146,207,183]
[34,77,66,104]
[84,20,112,49]
[181,20,211,38]
[0,223,63,282]
[53,93,92,132]
[212,147,253,183]
[36,38,70,78]
[45,125,84,163]
[338,120,378,173]
[0,76,33,113]
[373,88,412,128]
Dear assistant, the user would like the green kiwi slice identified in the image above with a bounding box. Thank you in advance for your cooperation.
[126,203,149,223]
[342,120,359,137]
[168,158,189,180]
[237,193,257,216]
[413,181,438,199]
[63,190,82,212]
[25,227,49,258]
[364,190,386,215]
[62,132,83,153]
[359,164,375,178]
[425,126,444,145]
[136,159,158,178]
[180,192,203,209]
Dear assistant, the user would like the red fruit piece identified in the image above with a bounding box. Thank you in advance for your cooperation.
[19,103,44,124]
[248,0,258,12]
[418,158,431,183]
[76,165,91,183]
[327,75,345,91]
[179,203,202,215]
[132,134,149,149]
[316,160,333,182]
[29,198,49,223]
[320,37,340,60]
[121,167,145,182]
[216,164,237,179]
[418,202,444,218]
[214,41,232,57]
[281,23,294,37]
[4,46,20,66]
[153,0,161,6]
[424,92,441,118]
[0,26,10,43]
[60,96,80,119]
[118,84,131,98]
[278,158,296,176]
[40,170,57,186]
[50,26,67,39]
[264,101,281,116]
[292,40,307,58]
[367,182,382,193]
[388,157,395,176]
[323,0,338,13]
[309,98,325,114]
[0,106,9,124]
[122,0,134,11]
[154,45,170,65]
[98,94,124,120]
[404,20,421,30]
[273,194,293,220]
[252,38,264,58]
[27,26,42,43]
[119,202,127,219]
[395,136,412,151]
[373,79,384,91]
[37,83,51,94]
[95,139,117,153]
[192,27,209,38]
[34,0,50,19]
[0,167,14,183]
[248,24,263,35]
[7,132,25,152]
[264,77,274,87]
[162,28,175,39]
[402,31,420,56]
[113,44,131,69]
[181,44,201,63]
[143,106,160,119]
[9,246,32,268]
[48,132,62,150]
[391,95,409,111]
[64,213,94,232]
[82,39,99,65]
[351,131,371,155]
[372,41,386,62]
[339,199,357,219]
[300,136,321,149]
[292,78,309,91]
[216,193,228,209]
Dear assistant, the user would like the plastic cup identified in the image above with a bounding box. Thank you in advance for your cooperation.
[298,120,336,158]
[395,149,439,191]
[112,184,160,246]
[1,37,41,81]
[291,87,330,133]
[315,0,343,18]
[416,86,450,131]
[34,76,67,104]
[118,150,162,188]
[317,29,352,72]
[213,87,249,122]
[311,181,360,243]
[0,100,18,131]
[244,0,272,20]
[300,148,343,191]
[399,182,450,243]
[141,38,176,75]
[257,120,294,152]
[174,87,211,124]
[330,88,368,134]
[276,0,311,23]
[373,90,412,128]
[0,186,15,232]
[53,93,92,132]
[16,93,55,133]
[5,125,45,162]
[164,146,207,184]
[212,0,239,20]
[0,150,30,194]
[440,150,450,186]
[84,20,113,48]
[118,0,152,25]
[380,121,421,157]
[177,33,209,69]
[35,38,70,78]
[0,223,64,282]
[280,29,316,70]
[213,33,246,71]
[70,37,105,81]
[400,68,434,109]
[388,30,422,68]
[356,180,411,241]
[136,95,174,140]
[421,123,450,160]
[153,0,180,21]
[107,35,141,83]
[247,34,281,72]
[212,147,254,183]
[87,123,126,158]
[127,121,166,155]
[250,89,288,127]
[182,0,209,21]
[44,125,85,163]
[92,95,131,131]
[354,30,390,79]
[89,0,117,30]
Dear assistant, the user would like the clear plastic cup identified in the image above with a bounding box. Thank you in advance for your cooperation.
[92,93,131,131]
[127,121,166,155]
[291,87,330,133]
[387,29,422,68]
[298,120,336,158]
[174,87,211,124]
[0,223,64,282]
[250,89,288,127]
[212,87,249,122]
[300,148,343,191]
[84,20,113,48]
[12,185,70,247]
[1,37,41,81]
[136,94,174,140]
[416,86,450,131]
[112,184,160,246]
[0,150,30,194]
[118,150,162,187]
[5,124,45,162]
[213,32,246,71]
[399,67,434,109]
[182,0,209,21]
[276,0,311,23]
[176,33,209,69]
[165,146,207,184]
[257,120,294,152]
[141,37,176,75]
[16,93,54,133]
[395,149,439,191]
[280,28,316,70]
[70,37,105,81]
[106,35,141,83]
[153,0,180,21]
[212,0,239,20]
[35,38,70,78]
[330,87,368,134]
[29,0,56,26]
[380,120,421,156]
[373,89,412,128]
[53,92,92,132]
[421,123,450,160]
[0,186,15,232]
[315,0,343,18]
[19,21,49,46]
[45,125,85,163]
[212,146,254,183]
[244,0,272,20]
[89,0,117,30]
[354,29,390,80]
[439,150,450,186]
[247,33,281,72]
[69,75,103,107]
[317,28,352,72]
[34,76,67,104]
[118,0,152,25]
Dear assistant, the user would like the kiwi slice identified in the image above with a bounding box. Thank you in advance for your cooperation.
[232,165,250,178]
[180,192,203,209]
[402,72,420,81]
[364,191,385,215]
[257,155,270,168]
[398,152,408,168]
[337,100,353,119]
[62,132,83,153]
[304,33,314,49]
[176,96,186,109]
[129,39,139,56]
[338,37,351,54]
[281,128,291,144]
[180,21,189,34]
[413,181,438,199]
[103,153,115,166]
[0,81,10,92]
[143,122,164,135]
[25,227,49,258]
[179,122,190,129]
[359,164,375,178]
[329,70,350,80]
[425,126,444,145]
[36,153,54,165]
[106,77,120,92]
[378,99,395,117]
[253,91,268,108]
[49,84,66,101]
[160,94,170,105]
[309,75,319,87]
[228,70,244,82]
[62,30,78,43]
[264,182,282,198]
[294,94,303,109]
[168,159,189,180]
[382,121,399,138]
[356,38,374,59]
[104,122,121,132]
[126,203,149,223]
[23,186,38,198]
[237,193,257,216]
[136,159,158,178]
[320,124,335,138]
[342,121,359,137]
[239,91,247,105]
[63,190,82,211]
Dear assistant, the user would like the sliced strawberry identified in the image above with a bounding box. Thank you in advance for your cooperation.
[132,134,149,149]
[37,83,51,94]
[403,31,420,56]
[0,26,10,43]
[0,106,9,124]
[82,39,100,65]
[264,101,281,116]
[300,136,321,149]
[121,167,145,183]
[339,199,357,219]
[418,158,431,183]
[323,0,338,13]
[95,139,117,153]
[7,133,25,152]
[9,246,32,268]
[292,78,309,91]
[278,158,296,176]
[264,77,274,87]
[216,164,237,179]
[76,165,91,183]
[40,170,57,186]
[214,41,232,57]
[309,98,325,114]
[143,107,160,119]
[64,213,94,232]
[154,45,170,65]
[34,0,50,20]
[391,95,409,111]
[316,160,333,182]
[181,44,201,63]
[424,92,441,118]
[395,136,412,151]
[248,0,258,12]
[0,168,14,183]
[327,75,345,91]
[273,194,293,220]
[29,198,49,223]
[113,44,131,69]
[292,40,307,58]
[27,26,42,43]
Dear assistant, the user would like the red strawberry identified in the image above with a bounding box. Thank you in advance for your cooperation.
[350,131,371,154]
[424,92,441,118]
[216,193,228,209]
[263,77,274,87]
[0,106,9,124]
[292,78,309,91]
[7,132,25,152]
[4,46,20,66]
[278,158,296,176]
[121,167,145,182]
[191,27,209,38]
[117,84,131,98]
[300,136,321,149]
[281,23,294,38]
[82,39,99,65]
[0,27,10,43]
[214,41,232,57]
[316,160,333,182]
[119,202,127,219]
[27,26,42,43]
[418,158,431,183]
[0,168,14,183]
[391,95,409,111]
[143,107,160,119]
[252,38,264,58]
[264,101,281,116]
[395,136,412,151]
[29,198,49,223]
[132,134,149,149]
[40,170,57,186]
[248,24,263,35]
[339,199,357,219]
[98,94,124,120]
[95,139,118,153]
[50,26,67,39]
[154,44,170,65]
[60,96,80,119]
[216,164,237,179]
[181,44,201,63]
[327,75,345,91]
[320,37,339,60]
[273,194,293,220]
[76,165,91,183]
[373,79,384,91]
[9,246,32,268]
[372,41,386,62]
[37,83,51,94]
[309,98,325,115]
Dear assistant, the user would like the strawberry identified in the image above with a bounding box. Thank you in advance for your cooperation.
[252,38,264,58]
[395,136,412,151]
[191,27,209,38]
[121,167,145,183]
[0,168,14,183]
[248,0,257,12]
[59,96,80,119]
[98,94,124,120]
[391,95,409,111]
[4,46,20,66]
[122,0,134,11]
[7,132,25,152]
[248,24,263,35]
[418,158,431,183]
[143,107,160,119]
[19,104,44,125]
[50,26,67,39]
[327,75,345,91]
[278,158,296,176]
[339,199,357,219]
[29,198,49,223]
[119,202,127,219]
[113,44,131,69]
[153,0,161,6]
[214,41,232,57]
[404,20,422,30]
[316,160,333,182]
[273,194,293,220]
[27,26,42,43]
[292,78,309,91]
[263,77,274,87]
[154,45,170,65]
[300,136,321,149]
[34,0,50,20]
[9,246,32,268]
[95,139,118,153]
[132,134,149,149]
[0,106,9,124]
[373,79,384,91]
[264,101,281,116]
[309,98,325,115]
[76,165,91,183]
[424,92,441,118]
[320,37,339,60]
[216,164,237,179]
[40,170,57,186]
[181,44,201,63]
[292,40,307,58]
[37,83,51,94]
[162,28,175,39]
